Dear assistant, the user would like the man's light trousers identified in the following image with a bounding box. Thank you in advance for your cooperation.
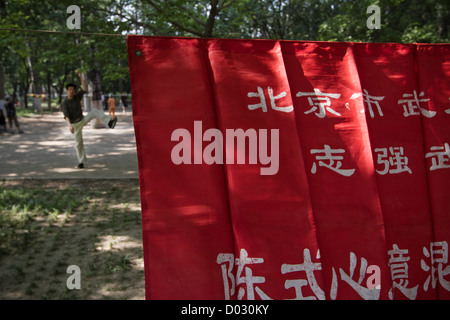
[72,109,112,164]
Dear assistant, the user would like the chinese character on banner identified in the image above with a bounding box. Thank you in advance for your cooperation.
[217,249,271,300]
[421,241,450,292]
[374,147,412,175]
[387,244,418,300]
[247,86,293,113]
[331,252,380,300]
[361,89,385,118]
[425,143,450,171]
[281,248,325,300]
[310,145,355,177]
[398,90,436,118]
[216,253,236,300]
[296,88,341,118]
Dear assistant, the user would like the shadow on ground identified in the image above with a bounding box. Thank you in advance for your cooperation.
[0,111,139,179]
[0,110,145,299]
[0,179,145,300]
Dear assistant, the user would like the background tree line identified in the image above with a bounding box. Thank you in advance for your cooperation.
[0,0,448,110]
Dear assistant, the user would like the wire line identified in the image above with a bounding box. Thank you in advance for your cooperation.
[0,27,128,37]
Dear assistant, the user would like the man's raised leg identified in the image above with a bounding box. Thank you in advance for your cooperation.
[84,108,117,128]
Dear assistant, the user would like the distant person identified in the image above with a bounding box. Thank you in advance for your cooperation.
[0,99,6,133]
[62,70,117,169]
[101,92,108,111]
[4,95,23,134]
[108,94,116,119]
[120,92,128,113]
[101,93,105,110]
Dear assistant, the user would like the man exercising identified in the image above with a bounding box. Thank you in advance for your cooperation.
[62,70,117,169]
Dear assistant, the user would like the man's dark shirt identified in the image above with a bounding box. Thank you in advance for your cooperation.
[62,89,85,123]
[5,101,15,118]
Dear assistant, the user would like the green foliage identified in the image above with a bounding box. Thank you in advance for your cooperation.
[1,0,448,99]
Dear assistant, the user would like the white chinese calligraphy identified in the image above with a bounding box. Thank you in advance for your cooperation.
[425,143,450,171]
[216,253,236,300]
[375,146,412,175]
[310,145,355,177]
[247,86,293,113]
[218,249,381,300]
[387,244,418,300]
[217,241,450,300]
[331,252,380,300]
[398,90,436,118]
[217,249,270,300]
[421,241,450,292]
[246,88,449,119]
[281,248,325,300]
[297,88,341,118]
[362,89,385,118]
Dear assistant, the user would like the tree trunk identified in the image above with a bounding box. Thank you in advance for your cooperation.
[87,68,104,128]
[436,2,449,39]
[19,77,30,109]
[53,63,69,111]
[0,64,5,101]
[205,0,219,37]
[46,71,52,112]
[20,84,27,109]
[26,41,42,113]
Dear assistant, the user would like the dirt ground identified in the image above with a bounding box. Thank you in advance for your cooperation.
[0,109,145,300]
[0,110,139,179]
[0,179,145,300]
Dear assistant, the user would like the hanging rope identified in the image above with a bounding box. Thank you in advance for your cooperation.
[0,27,128,37]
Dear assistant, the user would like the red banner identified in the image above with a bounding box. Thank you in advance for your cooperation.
[353,43,437,300]
[281,41,390,299]
[416,44,450,299]
[206,39,323,300]
[127,36,450,300]
[127,37,234,299]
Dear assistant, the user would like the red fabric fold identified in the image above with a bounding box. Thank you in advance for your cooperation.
[127,36,449,300]
[206,38,323,300]
[416,44,450,300]
[127,36,234,299]
[281,41,390,299]
[353,43,436,300]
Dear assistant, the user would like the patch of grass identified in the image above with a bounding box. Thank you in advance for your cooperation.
[0,179,144,300]
[15,101,61,118]
[105,254,133,274]
[0,185,90,256]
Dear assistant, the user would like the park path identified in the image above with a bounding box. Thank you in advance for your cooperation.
[0,109,139,180]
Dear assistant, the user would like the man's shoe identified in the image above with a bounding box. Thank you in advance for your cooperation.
[77,163,84,169]
[108,117,117,129]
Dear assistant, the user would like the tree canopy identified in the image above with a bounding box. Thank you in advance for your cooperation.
[1,0,448,102]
